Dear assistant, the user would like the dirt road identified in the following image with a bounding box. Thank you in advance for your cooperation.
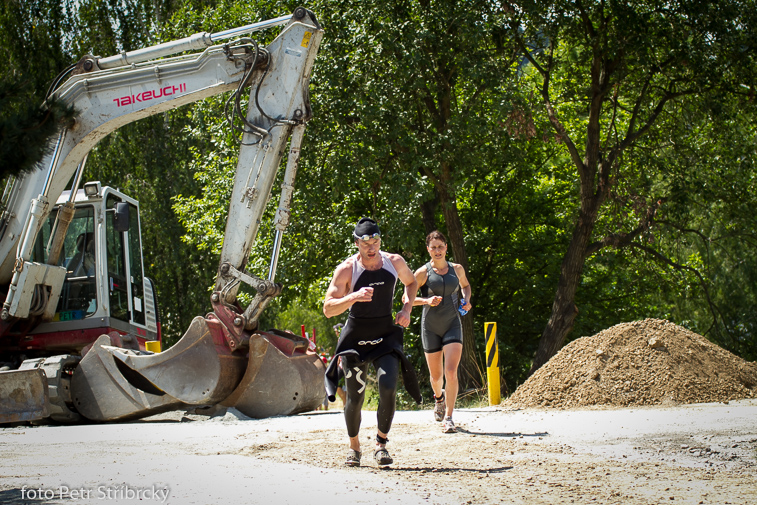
[1,400,755,505]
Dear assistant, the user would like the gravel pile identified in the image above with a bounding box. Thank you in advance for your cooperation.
[506,318,757,408]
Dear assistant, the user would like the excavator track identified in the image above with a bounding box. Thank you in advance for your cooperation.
[19,355,82,424]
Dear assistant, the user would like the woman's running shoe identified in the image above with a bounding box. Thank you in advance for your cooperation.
[433,390,445,422]
[374,447,393,467]
[442,416,456,433]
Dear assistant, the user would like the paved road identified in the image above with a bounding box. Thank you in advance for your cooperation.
[1,400,755,505]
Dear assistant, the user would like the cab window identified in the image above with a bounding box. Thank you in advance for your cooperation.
[32,206,98,319]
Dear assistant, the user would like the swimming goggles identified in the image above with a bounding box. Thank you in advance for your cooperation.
[354,232,381,241]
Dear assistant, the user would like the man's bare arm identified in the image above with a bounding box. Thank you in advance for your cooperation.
[323,262,373,318]
[390,254,417,327]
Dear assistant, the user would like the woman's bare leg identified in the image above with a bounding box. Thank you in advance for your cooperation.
[442,343,463,418]
[425,350,445,398]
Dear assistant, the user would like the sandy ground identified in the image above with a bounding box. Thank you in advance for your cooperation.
[0,400,755,505]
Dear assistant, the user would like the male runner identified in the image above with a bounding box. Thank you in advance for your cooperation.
[323,217,422,467]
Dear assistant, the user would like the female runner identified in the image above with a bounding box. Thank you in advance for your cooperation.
[407,230,472,433]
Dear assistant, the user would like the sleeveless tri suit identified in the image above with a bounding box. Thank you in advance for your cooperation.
[324,251,421,436]
[420,261,463,353]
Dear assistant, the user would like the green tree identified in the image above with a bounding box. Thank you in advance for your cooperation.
[296,0,523,386]
[638,95,757,361]
[0,0,77,179]
[505,0,757,373]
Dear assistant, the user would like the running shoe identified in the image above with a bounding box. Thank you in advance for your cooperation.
[442,416,456,433]
[345,449,361,467]
[374,447,393,467]
[433,390,445,422]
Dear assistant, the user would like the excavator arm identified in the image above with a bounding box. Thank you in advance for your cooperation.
[0,7,326,423]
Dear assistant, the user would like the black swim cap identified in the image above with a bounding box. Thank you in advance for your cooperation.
[353,217,381,239]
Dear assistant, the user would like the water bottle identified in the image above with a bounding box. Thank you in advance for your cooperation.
[458,298,468,316]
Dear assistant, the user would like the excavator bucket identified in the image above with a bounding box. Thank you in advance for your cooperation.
[0,368,49,423]
[222,331,326,418]
[71,317,247,421]
[71,334,186,421]
[106,317,247,404]
[69,318,325,421]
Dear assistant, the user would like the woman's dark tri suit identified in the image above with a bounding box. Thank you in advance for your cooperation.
[420,261,464,353]
[407,230,473,434]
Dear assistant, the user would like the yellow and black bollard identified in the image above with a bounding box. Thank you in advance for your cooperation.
[485,322,500,405]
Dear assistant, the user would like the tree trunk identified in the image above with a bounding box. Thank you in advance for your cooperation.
[436,164,482,389]
[420,195,438,234]
[527,39,609,375]
[528,208,597,375]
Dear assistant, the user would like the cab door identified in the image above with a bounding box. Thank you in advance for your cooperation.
[104,194,146,329]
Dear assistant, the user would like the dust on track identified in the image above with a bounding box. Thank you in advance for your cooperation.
[228,408,756,505]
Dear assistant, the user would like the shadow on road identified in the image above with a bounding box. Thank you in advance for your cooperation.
[457,427,549,438]
[0,487,56,505]
[388,465,513,474]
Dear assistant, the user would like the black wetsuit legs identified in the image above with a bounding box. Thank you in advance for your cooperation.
[374,353,400,434]
[342,353,400,438]
[343,356,365,438]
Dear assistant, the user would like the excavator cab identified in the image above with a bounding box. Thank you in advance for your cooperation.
[27,183,160,352]
[1,184,162,423]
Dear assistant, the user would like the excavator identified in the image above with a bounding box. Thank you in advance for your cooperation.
[0,7,326,424]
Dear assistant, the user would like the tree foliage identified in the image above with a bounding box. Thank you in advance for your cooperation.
[0,0,76,179]
[292,0,532,385]
[503,0,757,373]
